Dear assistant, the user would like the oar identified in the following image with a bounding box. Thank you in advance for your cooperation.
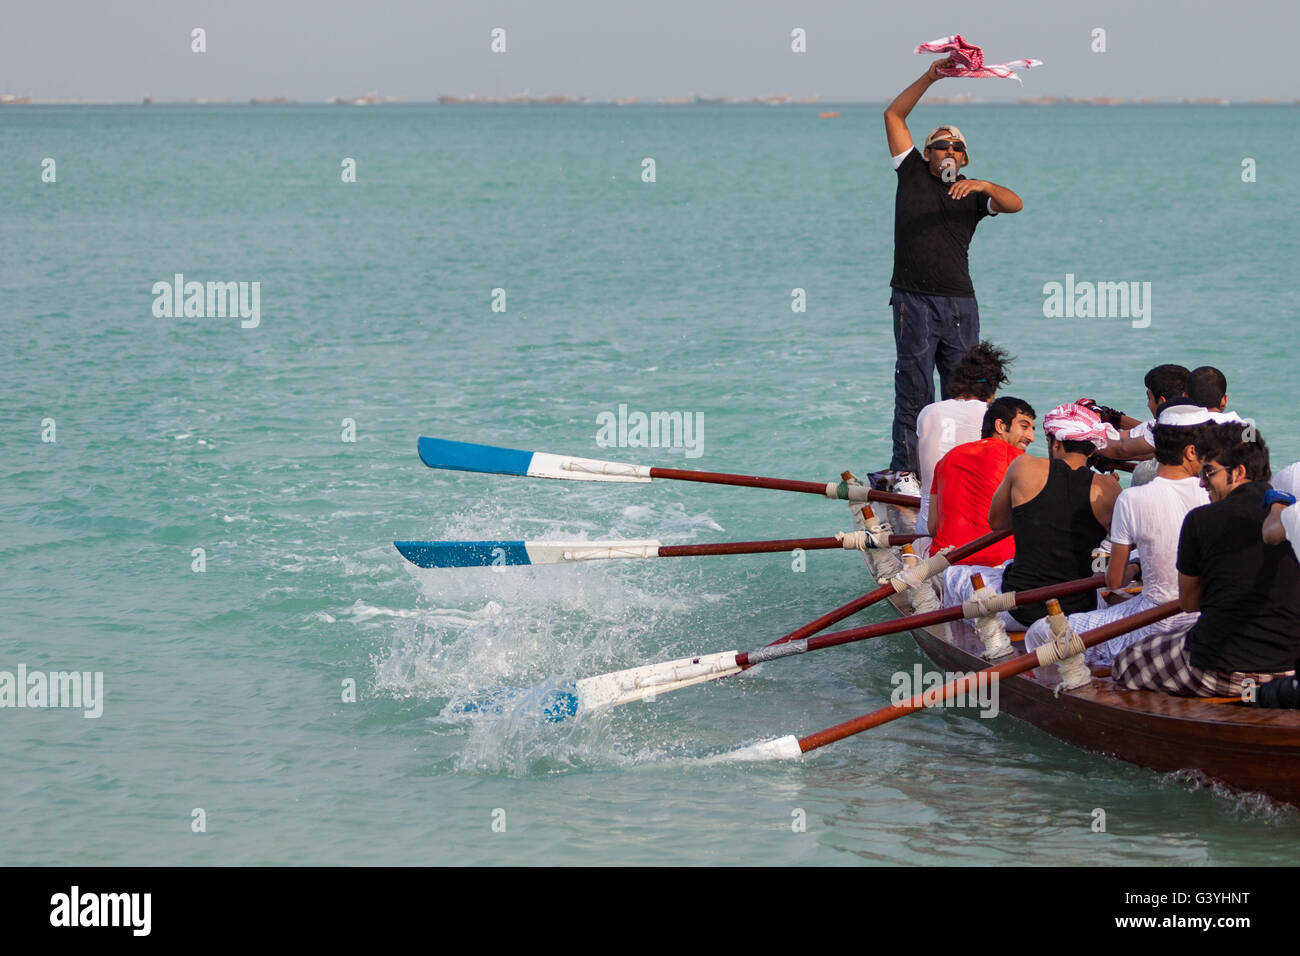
[481,528,1010,720]
[727,600,1181,760]
[567,573,1105,716]
[395,533,921,568]
[417,436,920,506]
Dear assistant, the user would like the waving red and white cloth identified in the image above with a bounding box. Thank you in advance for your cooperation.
[915,35,1042,84]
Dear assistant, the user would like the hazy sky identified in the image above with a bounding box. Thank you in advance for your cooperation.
[3,0,1296,102]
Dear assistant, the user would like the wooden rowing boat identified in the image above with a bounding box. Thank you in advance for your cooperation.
[879,561,1300,806]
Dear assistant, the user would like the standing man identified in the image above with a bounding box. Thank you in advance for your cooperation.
[883,57,1023,484]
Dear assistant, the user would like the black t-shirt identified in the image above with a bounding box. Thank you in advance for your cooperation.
[1177,481,1300,672]
[890,148,993,298]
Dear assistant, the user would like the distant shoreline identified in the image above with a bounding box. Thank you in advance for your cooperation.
[3,96,1297,107]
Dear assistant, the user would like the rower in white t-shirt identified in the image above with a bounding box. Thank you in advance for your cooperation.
[1024,402,1211,667]
[911,341,1013,555]
[916,397,986,551]
[1265,463,1300,565]
[1273,461,1300,497]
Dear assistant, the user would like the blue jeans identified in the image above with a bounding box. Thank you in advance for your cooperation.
[889,289,980,472]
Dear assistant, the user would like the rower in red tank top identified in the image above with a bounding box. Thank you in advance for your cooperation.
[929,396,1035,566]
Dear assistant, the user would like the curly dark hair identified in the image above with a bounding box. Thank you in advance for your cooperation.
[1195,422,1271,483]
[947,341,1013,402]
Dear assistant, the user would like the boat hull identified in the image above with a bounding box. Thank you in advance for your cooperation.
[892,592,1300,805]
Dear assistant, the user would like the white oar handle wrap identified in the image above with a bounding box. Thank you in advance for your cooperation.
[960,591,1017,617]
[890,551,951,593]
[825,481,875,502]
[835,529,892,551]
[1033,632,1088,667]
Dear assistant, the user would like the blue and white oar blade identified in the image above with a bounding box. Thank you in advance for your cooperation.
[395,540,531,568]
[418,437,534,477]
[417,436,652,483]
[395,539,664,568]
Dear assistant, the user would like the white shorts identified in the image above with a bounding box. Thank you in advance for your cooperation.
[940,563,1022,629]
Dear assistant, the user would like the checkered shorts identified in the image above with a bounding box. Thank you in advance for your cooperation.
[1112,630,1293,697]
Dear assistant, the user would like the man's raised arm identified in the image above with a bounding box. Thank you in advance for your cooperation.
[884,58,950,156]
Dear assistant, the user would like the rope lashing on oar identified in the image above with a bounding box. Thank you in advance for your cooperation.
[855,499,905,582]
[835,528,895,551]
[891,547,953,595]
[964,572,1015,658]
[900,545,943,613]
[1044,598,1092,693]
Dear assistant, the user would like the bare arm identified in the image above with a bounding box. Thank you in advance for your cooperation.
[928,493,939,536]
[988,465,1016,531]
[1105,542,1133,591]
[884,59,949,156]
[1178,572,1202,612]
[1091,473,1122,529]
[947,179,1024,213]
[1263,503,1290,545]
[1097,434,1155,461]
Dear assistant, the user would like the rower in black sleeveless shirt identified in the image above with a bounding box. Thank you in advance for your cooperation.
[988,402,1122,625]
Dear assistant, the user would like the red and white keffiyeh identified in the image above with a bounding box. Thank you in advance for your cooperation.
[915,35,1042,84]
[1043,402,1120,449]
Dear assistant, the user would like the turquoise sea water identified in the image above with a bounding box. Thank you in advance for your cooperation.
[2,103,1299,865]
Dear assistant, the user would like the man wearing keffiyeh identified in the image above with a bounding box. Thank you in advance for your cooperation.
[883,57,1024,484]
[939,402,1121,627]
[986,403,1121,625]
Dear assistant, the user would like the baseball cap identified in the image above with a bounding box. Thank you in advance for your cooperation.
[925,125,969,161]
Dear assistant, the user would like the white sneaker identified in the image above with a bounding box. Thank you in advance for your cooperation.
[893,472,921,497]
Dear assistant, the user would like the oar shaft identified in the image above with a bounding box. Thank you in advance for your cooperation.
[739,574,1104,666]
[649,466,920,507]
[760,528,1013,650]
[796,600,1180,753]
[659,533,918,558]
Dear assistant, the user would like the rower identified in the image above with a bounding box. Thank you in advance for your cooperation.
[1263,486,1299,559]
[929,396,1034,582]
[1095,363,1189,468]
[1023,402,1210,667]
[1271,459,1299,497]
[941,401,1119,626]
[913,340,1014,554]
[1113,423,1300,698]
[1185,365,1229,412]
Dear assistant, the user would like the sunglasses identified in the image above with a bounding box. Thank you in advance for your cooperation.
[1200,465,1225,481]
[928,140,966,153]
